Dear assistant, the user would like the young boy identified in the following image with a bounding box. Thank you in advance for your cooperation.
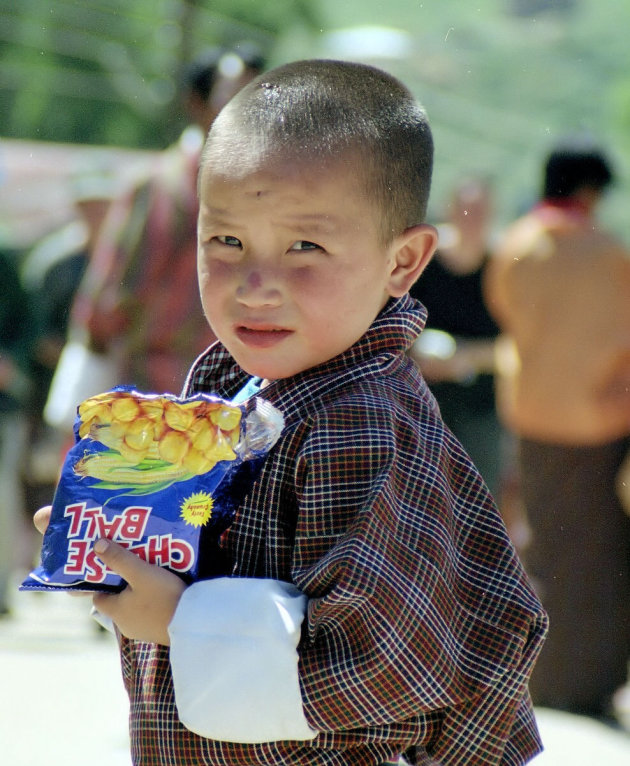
[35,60,547,764]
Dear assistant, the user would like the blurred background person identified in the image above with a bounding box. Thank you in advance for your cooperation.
[19,173,120,510]
[484,140,630,722]
[22,174,119,409]
[66,42,266,399]
[408,178,505,499]
[0,248,34,617]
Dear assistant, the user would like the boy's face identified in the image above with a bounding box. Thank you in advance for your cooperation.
[197,152,427,380]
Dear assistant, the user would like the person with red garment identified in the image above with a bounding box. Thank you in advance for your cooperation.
[484,142,630,721]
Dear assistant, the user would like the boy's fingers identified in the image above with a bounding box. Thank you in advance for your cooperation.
[33,505,52,535]
[92,538,147,585]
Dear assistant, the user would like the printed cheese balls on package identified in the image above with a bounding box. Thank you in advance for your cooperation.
[21,387,283,592]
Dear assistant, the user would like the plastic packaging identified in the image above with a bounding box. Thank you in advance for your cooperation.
[21,387,284,592]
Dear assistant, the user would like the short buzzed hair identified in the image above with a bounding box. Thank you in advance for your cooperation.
[201,59,433,243]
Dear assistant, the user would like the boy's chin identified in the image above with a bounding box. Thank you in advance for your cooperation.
[235,355,310,382]
[239,364,298,382]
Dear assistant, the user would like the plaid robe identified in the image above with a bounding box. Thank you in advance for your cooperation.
[120,294,548,765]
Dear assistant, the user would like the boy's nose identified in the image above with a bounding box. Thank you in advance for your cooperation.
[236,269,282,307]
[246,271,262,289]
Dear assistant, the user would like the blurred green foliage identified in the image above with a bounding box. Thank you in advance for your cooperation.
[2,0,630,237]
[0,0,320,148]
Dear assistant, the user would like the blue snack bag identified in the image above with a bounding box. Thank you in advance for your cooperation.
[21,387,283,592]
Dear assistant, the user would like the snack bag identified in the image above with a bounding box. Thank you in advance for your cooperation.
[21,387,283,592]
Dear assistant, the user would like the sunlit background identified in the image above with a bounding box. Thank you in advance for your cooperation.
[1,0,630,246]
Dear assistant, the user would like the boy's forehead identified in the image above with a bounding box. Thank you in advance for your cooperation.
[198,150,379,239]
[201,135,364,188]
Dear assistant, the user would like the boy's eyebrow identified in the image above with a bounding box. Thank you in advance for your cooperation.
[201,205,342,234]
[283,213,341,234]
[199,204,231,220]
[198,205,239,229]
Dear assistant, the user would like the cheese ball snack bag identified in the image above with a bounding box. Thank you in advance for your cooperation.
[21,387,283,592]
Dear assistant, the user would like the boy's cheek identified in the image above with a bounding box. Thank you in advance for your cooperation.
[198,274,225,314]
[199,260,237,294]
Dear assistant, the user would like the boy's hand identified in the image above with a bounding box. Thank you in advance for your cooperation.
[32,506,186,641]
[91,538,187,646]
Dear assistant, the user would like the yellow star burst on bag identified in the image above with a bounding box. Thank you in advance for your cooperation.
[180,491,214,527]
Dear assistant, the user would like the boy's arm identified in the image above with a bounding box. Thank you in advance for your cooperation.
[287,400,547,760]
[70,530,315,743]
[170,399,546,759]
[33,506,315,742]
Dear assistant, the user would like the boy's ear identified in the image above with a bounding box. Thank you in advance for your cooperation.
[387,224,438,297]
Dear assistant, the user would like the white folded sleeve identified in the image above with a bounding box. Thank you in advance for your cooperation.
[168,577,318,743]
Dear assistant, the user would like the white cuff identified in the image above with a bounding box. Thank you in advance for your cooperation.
[168,577,318,743]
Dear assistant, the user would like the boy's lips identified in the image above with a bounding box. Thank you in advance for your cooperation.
[235,324,293,348]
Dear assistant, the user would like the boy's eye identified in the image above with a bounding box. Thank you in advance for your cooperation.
[216,235,242,247]
[290,240,321,252]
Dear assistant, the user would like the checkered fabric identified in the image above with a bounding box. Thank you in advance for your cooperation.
[119,294,548,765]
